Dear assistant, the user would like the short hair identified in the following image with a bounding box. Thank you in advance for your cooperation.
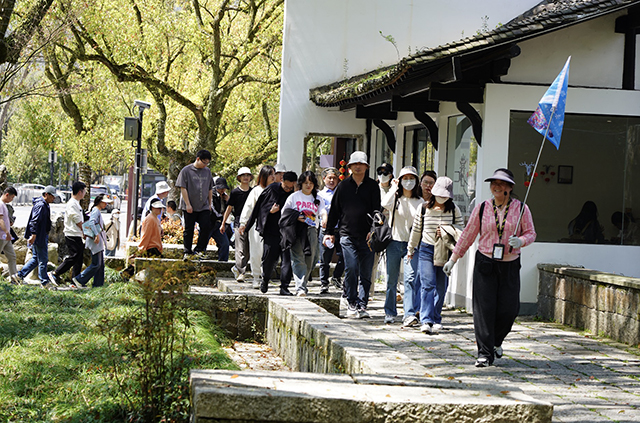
[421,170,437,183]
[282,171,297,182]
[167,200,177,211]
[3,186,17,196]
[196,149,212,161]
[321,167,339,179]
[72,181,86,195]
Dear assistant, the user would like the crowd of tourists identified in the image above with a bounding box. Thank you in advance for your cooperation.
[7,148,536,367]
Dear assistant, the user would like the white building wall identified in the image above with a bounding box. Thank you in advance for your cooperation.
[279,0,541,172]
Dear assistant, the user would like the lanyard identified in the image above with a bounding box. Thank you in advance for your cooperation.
[492,198,511,241]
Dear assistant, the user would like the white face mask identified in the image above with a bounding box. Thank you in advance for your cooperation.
[435,196,449,204]
[378,174,391,184]
[401,179,416,191]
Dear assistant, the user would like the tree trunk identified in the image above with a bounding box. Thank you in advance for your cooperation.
[78,162,91,210]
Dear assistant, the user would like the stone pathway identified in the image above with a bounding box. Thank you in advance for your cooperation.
[223,277,640,423]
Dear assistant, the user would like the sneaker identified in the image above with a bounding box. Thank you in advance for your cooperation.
[494,345,503,359]
[356,308,370,319]
[236,273,245,283]
[279,288,294,296]
[346,304,358,318]
[296,291,306,297]
[183,253,193,261]
[40,282,56,290]
[420,323,432,334]
[384,315,395,324]
[72,277,84,289]
[47,272,59,287]
[402,315,419,327]
[475,357,490,368]
[252,279,261,290]
[260,280,269,294]
[10,274,23,285]
[330,277,343,290]
[319,284,330,294]
[231,266,240,280]
[432,323,443,334]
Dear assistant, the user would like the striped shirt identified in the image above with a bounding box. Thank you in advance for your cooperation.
[453,199,536,261]
[408,204,463,253]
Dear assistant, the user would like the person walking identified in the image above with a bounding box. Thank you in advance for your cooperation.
[221,167,253,281]
[0,187,18,281]
[210,177,230,261]
[73,194,112,288]
[246,171,297,295]
[282,171,324,296]
[443,168,536,367]
[139,199,165,256]
[317,167,344,294]
[381,166,424,325]
[13,186,57,288]
[408,176,463,333]
[238,165,275,289]
[49,181,86,285]
[324,152,381,318]
[176,149,214,259]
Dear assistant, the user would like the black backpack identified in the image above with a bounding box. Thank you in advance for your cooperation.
[367,210,393,252]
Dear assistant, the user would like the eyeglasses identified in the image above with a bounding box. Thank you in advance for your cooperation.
[421,181,435,187]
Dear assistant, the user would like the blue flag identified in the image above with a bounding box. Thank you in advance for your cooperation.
[527,57,571,149]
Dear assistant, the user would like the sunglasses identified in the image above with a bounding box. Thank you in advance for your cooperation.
[377,169,390,176]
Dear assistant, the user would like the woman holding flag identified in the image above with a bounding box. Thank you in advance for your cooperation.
[443,169,536,368]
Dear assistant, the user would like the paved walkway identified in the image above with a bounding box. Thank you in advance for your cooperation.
[220,276,640,423]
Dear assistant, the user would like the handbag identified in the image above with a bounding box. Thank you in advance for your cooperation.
[367,210,392,252]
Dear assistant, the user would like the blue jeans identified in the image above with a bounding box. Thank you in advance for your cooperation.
[76,251,104,287]
[19,242,49,283]
[291,226,319,294]
[340,236,375,309]
[384,240,419,317]
[418,243,448,324]
[210,221,230,261]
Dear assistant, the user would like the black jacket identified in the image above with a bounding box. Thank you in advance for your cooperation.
[279,207,311,254]
[246,182,292,237]
[326,175,381,240]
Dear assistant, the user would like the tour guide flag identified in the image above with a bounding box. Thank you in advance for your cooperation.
[527,56,571,150]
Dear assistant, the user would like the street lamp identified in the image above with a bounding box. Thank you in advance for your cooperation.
[124,100,151,238]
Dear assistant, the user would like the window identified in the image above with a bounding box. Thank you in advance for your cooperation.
[446,116,478,219]
[508,112,640,245]
[403,125,435,174]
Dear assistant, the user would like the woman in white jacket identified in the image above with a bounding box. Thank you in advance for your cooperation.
[238,165,275,289]
[382,166,424,325]
[73,194,112,288]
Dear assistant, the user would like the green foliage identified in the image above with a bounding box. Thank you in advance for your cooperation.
[0,278,237,423]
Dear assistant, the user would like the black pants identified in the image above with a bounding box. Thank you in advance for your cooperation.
[318,228,344,285]
[183,210,212,254]
[262,234,292,289]
[54,236,85,278]
[472,251,521,364]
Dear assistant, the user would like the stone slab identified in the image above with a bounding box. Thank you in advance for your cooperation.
[191,370,553,423]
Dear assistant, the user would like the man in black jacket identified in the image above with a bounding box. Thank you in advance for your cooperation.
[323,152,381,318]
[246,171,297,295]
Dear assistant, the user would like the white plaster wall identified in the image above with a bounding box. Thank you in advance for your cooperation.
[279,0,541,172]
[504,13,629,88]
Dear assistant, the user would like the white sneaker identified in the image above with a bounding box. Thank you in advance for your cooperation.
[252,279,261,289]
[346,305,358,318]
[47,272,59,286]
[420,323,432,334]
[356,308,370,319]
[402,315,419,327]
[384,315,395,324]
[432,323,443,334]
[231,266,240,279]
[236,273,245,282]
[296,291,306,297]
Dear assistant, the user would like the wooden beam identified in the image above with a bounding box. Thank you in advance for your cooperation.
[413,112,439,150]
[356,103,397,120]
[455,102,483,146]
[429,82,484,103]
[391,95,439,112]
[373,119,396,153]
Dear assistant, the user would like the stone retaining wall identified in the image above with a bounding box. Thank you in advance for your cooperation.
[538,264,640,346]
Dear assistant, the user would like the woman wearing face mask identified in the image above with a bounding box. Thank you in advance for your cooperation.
[420,170,437,202]
[381,166,424,324]
[443,169,536,368]
[408,177,463,332]
[377,163,394,197]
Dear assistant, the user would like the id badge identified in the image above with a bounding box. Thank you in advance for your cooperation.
[492,243,505,260]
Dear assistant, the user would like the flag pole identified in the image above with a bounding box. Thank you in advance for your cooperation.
[513,107,556,238]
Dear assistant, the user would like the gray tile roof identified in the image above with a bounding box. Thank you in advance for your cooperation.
[310,0,640,107]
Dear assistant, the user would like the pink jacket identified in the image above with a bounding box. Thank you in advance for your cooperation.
[453,199,536,261]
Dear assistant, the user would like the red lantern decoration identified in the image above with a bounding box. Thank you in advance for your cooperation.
[533,172,539,178]
[524,181,530,187]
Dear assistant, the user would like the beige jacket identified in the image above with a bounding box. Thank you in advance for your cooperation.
[433,224,463,266]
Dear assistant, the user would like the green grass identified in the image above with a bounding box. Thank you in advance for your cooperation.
[0,274,238,422]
